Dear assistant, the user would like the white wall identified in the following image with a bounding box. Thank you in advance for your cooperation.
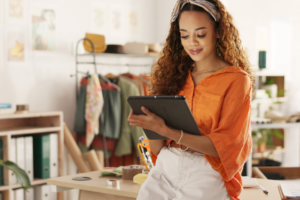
[0,0,156,129]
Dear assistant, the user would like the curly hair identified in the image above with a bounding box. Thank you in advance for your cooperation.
[150,0,254,95]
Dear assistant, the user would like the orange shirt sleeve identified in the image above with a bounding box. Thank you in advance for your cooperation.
[206,74,252,182]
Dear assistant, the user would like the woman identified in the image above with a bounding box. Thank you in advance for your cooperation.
[128,0,253,199]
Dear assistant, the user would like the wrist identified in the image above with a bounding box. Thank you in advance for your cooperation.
[160,124,171,137]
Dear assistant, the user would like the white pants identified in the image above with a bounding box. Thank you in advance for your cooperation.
[137,146,231,200]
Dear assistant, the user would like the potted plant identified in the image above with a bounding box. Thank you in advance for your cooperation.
[252,129,284,166]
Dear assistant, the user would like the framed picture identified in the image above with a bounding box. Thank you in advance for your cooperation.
[5,26,28,66]
[109,4,126,38]
[91,2,108,35]
[5,0,28,24]
[31,6,56,51]
[128,7,139,35]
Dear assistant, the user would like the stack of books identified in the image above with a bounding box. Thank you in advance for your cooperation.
[0,104,14,115]
[13,185,57,200]
[9,133,59,200]
[279,183,300,200]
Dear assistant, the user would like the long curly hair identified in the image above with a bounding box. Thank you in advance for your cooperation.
[150,0,254,95]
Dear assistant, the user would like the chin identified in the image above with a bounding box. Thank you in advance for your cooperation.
[189,54,205,62]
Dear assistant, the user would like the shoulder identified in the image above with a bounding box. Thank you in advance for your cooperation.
[221,67,252,99]
[222,66,251,88]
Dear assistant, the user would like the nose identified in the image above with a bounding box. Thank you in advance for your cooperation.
[188,34,199,46]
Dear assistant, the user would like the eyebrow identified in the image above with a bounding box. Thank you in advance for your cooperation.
[179,27,207,32]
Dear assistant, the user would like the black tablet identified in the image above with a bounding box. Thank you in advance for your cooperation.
[127,95,201,140]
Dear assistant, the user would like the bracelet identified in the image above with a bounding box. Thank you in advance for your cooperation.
[179,144,189,151]
[176,130,184,144]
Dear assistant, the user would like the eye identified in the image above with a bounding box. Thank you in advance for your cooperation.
[181,35,188,39]
[197,34,206,38]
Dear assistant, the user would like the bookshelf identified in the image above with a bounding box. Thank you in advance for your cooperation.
[0,111,64,200]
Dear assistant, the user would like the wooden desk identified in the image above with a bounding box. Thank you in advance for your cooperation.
[47,171,300,200]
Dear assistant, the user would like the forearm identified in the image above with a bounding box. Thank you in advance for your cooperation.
[161,126,219,157]
[149,140,165,156]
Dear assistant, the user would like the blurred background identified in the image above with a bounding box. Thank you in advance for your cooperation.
[1,0,300,199]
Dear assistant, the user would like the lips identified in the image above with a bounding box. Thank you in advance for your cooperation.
[189,49,202,55]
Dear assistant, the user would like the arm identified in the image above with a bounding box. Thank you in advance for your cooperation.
[161,127,219,157]
[149,140,165,156]
[128,108,218,157]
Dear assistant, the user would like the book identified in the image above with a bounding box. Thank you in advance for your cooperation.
[14,188,24,200]
[10,138,17,184]
[33,135,50,179]
[34,185,57,200]
[16,137,25,171]
[24,188,34,200]
[0,108,14,115]
[25,137,33,181]
[0,104,11,109]
[280,183,300,200]
[0,140,3,186]
[49,133,58,178]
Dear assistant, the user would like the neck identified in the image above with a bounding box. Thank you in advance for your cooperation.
[194,52,225,72]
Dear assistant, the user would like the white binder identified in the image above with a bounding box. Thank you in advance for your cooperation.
[16,137,25,170]
[24,137,33,181]
[34,185,57,200]
[24,188,34,200]
[49,134,58,178]
[14,188,24,200]
[10,138,16,185]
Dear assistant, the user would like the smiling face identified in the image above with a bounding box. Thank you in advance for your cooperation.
[179,11,218,62]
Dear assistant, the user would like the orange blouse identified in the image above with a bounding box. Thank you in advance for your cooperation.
[157,66,252,200]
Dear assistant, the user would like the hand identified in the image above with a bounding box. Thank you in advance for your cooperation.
[127,106,167,136]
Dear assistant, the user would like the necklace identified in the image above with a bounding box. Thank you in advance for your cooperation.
[192,64,229,74]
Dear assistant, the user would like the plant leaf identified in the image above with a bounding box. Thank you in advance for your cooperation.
[0,160,31,190]
[271,130,284,140]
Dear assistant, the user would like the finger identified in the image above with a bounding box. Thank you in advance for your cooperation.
[127,110,134,121]
[141,106,153,116]
[129,122,143,127]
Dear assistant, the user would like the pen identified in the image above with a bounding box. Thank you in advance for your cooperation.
[258,184,268,194]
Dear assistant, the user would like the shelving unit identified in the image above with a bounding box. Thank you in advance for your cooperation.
[0,111,64,200]
[249,69,300,171]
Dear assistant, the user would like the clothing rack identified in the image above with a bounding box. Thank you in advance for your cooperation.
[73,38,156,168]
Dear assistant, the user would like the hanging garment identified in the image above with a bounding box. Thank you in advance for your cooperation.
[74,79,87,134]
[138,76,151,96]
[115,76,145,157]
[85,74,104,147]
[121,73,145,96]
[74,77,121,140]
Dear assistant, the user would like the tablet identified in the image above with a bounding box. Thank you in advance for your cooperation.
[127,95,201,140]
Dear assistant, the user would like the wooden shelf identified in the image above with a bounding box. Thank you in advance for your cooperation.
[0,185,10,192]
[252,147,285,159]
[77,52,158,58]
[251,123,300,129]
[0,111,64,200]
[0,111,63,120]
[252,97,287,104]
[0,126,61,136]
[254,70,286,77]
[11,179,48,189]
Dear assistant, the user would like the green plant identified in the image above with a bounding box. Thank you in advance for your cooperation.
[0,160,31,190]
[277,90,286,96]
[252,129,284,148]
[264,78,276,85]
